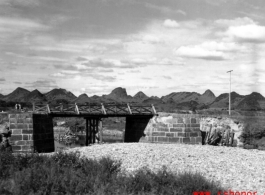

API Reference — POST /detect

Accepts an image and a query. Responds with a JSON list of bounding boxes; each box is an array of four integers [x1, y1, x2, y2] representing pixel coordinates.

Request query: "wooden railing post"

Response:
[[32, 103, 35, 113]]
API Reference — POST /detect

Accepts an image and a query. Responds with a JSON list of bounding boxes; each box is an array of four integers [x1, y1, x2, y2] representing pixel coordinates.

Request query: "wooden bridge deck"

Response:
[[32, 103, 157, 117]]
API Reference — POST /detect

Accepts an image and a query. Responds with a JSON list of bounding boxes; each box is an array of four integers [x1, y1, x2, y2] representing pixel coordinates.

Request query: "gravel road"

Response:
[[69, 143, 265, 194]]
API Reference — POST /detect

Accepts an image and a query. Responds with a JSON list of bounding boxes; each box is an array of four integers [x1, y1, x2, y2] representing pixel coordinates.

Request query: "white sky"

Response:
[[0, 0, 265, 97]]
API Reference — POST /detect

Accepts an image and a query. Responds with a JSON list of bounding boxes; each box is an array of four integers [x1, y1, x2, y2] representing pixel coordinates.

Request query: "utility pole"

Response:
[[227, 70, 233, 115]]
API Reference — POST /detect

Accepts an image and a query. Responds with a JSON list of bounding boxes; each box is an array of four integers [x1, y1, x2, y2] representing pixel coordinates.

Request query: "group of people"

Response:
[[15, 104, 22, 111], [200, 118, 234, 146]]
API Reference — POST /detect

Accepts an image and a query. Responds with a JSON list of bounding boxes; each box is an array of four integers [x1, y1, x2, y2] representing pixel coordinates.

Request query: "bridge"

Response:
[[11, 103, 157, 152], [32, 103, 157, 117]]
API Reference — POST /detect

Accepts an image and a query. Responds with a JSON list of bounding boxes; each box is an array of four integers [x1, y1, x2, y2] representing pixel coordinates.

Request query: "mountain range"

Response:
[[0, 87, 265, 111]]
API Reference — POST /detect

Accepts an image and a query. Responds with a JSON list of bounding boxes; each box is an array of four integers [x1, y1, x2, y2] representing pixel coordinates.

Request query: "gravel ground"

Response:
[[68, 143, 265, 194]]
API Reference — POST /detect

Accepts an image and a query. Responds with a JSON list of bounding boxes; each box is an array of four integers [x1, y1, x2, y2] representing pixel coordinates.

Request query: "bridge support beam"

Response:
[[84, 117, 102, 146]]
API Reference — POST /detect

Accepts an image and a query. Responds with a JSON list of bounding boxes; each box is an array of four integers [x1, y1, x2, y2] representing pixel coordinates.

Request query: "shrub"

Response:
[[0, 152, 227, 194]]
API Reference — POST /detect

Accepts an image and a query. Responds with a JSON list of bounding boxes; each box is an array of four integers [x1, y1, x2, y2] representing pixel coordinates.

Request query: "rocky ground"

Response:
[[69, 143, 265, 194]]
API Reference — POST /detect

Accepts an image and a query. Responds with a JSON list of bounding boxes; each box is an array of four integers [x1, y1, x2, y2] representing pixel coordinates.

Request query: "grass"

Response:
[[0, 151, 227, 195]]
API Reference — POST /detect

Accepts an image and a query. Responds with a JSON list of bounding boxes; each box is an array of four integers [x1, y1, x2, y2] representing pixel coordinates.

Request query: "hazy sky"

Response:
[[0, 0, 265, 97]]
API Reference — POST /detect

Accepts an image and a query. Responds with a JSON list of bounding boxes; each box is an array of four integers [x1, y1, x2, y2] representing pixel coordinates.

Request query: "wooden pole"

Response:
[[96, 119, 99, 143], [93, 119, 96, 144], [99, 119, 103, 143], [89, 119, 92, 144], [85, 118, 88, 146]]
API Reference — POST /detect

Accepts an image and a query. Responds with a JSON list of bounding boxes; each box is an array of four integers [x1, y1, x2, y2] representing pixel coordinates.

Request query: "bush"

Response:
[[0, 151, 227, 195]]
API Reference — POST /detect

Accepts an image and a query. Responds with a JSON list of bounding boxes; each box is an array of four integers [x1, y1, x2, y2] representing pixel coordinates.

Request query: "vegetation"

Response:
[[0, 151, 227, 195], [238, 116, 265, 149]]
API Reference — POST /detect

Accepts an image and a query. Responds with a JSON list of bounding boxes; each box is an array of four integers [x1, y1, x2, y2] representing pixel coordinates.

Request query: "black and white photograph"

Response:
[[0, 0, 265, 194]]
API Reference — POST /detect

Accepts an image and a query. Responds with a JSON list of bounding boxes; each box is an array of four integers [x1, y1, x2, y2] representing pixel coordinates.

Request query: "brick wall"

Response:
[[9, 113, 34, 152], [33, 114, 55, 153], [140, 113, 202, 145], [9, 113, 55, 153]]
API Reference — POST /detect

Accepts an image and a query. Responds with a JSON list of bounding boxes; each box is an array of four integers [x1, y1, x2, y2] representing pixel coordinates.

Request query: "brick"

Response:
[[170, 128, 183, 132], [17, 118, 25, 123], [26, 118, 33, 123], [10, 135, 22, 141], [177, 132, 185, 137], [177, 118, 183, 123], [12, 146, 22, 151], [22, 129, 33, 134], [157, 122, 167, 128], [17, 123, 27, 129], [190, 132, 198, 137], [157, 127, 169, 132], [157, 137, 168, 142], [26, 140, 34, 146], [9, 118, 17, 123], [10, 124, 17, 129], [183, 138, 190, 143], [168, 137, 180, 142], [191, 124, 200, 127], [191, 118, 196, 123], [184, 128, 191, 132], [192, 128, 201, 132], [173, 124, 185, 127], [196, 137, 202, 143], [152, 132, 165, 136], [22, 146, 32, 150], [9, 114, 17, 118], [166, 133, 174, 137], [183, 118, 190, 124], [15, 141, 26, 145], [23, 135, 29, 140], [190, 137, 196, 143], [12, 129, 22, 134]]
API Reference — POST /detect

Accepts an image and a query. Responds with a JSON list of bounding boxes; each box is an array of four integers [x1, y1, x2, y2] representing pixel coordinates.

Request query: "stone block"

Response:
[[190, 137, 196, 143], [183, 137, 190, 143], [191, 124, 200, 127], [12, 129, 22, 134], [166, 133, 174, 137], [183, 118, 190, 124], [10, 135, 22, 141], [190, 132, 198, 137], [10, 124, 17, 129], [9, 118, 17, 123], [17, 118, 25, 123], [168, 137, 180, 142], [26, 118, 33, 123], [184, 128, 191, 132], [192, 128, 201, 132], [9, 114, 17, 118], [28, 123, 33, 129], [157, 127, 169, 132], [22, 129, 33, 134], [152, 132, 165, 136], [15, 141, 26, 145], [12, 146, 22, 151], [196, 137, 202, 143], [177, 132, 185, 137], [158, 137, 168, 142], [170, 128, 183, 132], [22, 146, 32, 150], [23, 135, 29, 140], [191, 118, 196, 123], [17, 123, 27, 129], [173, 124, 185, 127], [177, 118, 183, 123]]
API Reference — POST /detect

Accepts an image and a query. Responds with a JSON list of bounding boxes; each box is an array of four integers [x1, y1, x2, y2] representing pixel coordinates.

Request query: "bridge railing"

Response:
[[32, 103, 157, 115]]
